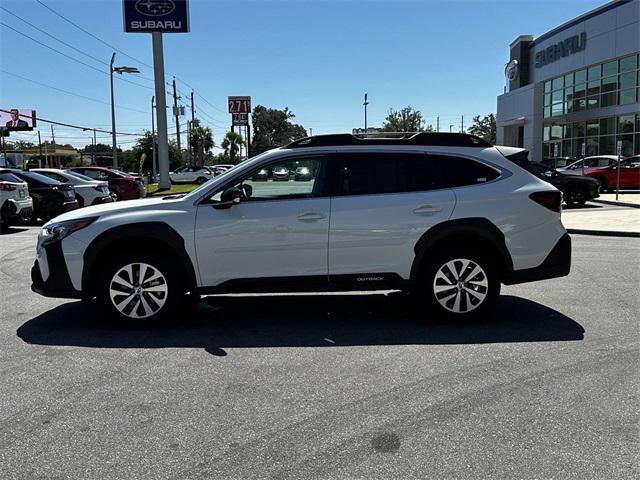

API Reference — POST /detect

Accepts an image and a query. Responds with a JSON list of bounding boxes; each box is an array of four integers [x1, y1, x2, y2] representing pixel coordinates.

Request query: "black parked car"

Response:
[[1, 169, 79, 222], [525, 163, 600, 207]]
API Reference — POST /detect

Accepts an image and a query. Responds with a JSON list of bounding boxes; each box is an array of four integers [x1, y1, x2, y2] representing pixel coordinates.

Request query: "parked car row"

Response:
[[1, 166, 147, 228], [169, 164, 235, 184], [252, 166, 314, 182], [559, 155, 640, 192]]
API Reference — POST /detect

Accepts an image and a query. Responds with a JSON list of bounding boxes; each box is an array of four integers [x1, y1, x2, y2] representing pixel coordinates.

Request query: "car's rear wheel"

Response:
[[417, 248, 500, 322], [565, 186, 587, 208], [98, 253, 183, 326]]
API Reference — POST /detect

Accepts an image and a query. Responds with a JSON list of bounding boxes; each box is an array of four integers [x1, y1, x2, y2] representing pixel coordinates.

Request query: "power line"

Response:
[[34, 0, 154, 70], [0, 70, 150, 115], [0, 22, 153, 91]]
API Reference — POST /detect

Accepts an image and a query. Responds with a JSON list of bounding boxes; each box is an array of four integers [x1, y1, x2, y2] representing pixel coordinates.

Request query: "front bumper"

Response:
[[31, 241, 84, 299], [503, 233, 571, 285]]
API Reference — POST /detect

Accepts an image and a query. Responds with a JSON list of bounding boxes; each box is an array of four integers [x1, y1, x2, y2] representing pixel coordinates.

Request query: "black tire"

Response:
[[564, 186, 587, 208], [595, 177, 608, 193], [415, 247, 500, 322], [97, 252, 184, 327], [196, 177, 207, 185]]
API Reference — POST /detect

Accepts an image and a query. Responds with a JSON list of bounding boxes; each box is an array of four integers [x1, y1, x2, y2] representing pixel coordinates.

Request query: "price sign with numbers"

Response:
[[228, 96, 251, 114]]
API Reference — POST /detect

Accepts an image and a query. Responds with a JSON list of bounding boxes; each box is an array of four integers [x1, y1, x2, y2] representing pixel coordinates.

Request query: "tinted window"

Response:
[[435, 155, 500, 188], [13, 170, 61, 186], [65, 171, 94, 182], [81, 169, 110, 181], [0, 172, 22, 182], [337, 153, 499, 196]]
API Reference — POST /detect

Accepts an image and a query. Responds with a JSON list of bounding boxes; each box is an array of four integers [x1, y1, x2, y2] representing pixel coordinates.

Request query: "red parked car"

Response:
[[68, 167, 145, 200], [584, 155, 640, 191]]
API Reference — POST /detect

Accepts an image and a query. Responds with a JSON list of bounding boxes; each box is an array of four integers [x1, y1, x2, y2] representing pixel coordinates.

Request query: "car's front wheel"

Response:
[[417, 249, 500, 322], [99, 254, 183, 326]]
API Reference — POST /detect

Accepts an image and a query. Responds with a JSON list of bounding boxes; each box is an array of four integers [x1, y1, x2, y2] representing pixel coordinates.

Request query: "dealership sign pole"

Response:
[[616, 140, 622, 201], [123, 0, 190, 189]]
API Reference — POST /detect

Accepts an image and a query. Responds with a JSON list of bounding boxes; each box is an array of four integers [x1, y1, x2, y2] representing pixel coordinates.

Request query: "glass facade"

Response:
[[543, 53, 639, 118], [543, 113, 640, 159], [541, 53, 640, 160]]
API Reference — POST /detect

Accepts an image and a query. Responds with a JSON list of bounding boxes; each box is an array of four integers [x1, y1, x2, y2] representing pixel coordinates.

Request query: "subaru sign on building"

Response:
[[496, 0, 639, 162], [123, 0, 190, 33]]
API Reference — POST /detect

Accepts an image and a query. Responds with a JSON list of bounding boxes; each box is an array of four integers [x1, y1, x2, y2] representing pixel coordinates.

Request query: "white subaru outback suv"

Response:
[[31, 133, 570, 324]]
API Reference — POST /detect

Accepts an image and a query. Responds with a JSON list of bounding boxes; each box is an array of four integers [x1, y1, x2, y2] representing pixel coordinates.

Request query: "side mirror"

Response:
[[213, 187, 243, 210]]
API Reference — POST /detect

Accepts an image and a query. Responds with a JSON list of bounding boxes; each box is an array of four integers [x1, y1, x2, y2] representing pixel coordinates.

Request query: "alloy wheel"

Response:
[[433, 258, 489, 313], [109, 262, 168, 319]]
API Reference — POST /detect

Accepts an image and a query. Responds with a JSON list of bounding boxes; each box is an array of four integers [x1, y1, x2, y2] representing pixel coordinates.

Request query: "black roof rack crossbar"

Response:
[[286, 132, 492, 149]]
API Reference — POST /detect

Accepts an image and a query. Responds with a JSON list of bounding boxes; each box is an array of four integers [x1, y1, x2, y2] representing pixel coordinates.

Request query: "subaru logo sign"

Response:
[[123, 0, 189, 33], [135, 0, 175, 17]]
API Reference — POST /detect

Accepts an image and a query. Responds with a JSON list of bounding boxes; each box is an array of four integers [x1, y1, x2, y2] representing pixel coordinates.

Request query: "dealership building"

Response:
[[496, 0, 639, 162]]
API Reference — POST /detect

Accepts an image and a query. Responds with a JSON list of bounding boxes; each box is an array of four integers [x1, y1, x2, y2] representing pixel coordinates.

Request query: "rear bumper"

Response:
[[91, 195, 114, 205], [31, 241, 84, 299], [503, 233, 571, 285]]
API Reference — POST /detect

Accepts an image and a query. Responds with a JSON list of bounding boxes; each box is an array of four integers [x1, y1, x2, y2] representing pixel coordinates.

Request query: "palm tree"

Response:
[[221, 131, 244, 162], [189, 126, 213, 166]]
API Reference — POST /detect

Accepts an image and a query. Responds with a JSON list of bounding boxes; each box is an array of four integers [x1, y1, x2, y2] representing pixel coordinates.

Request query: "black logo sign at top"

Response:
[[123, 0, 189, 33]]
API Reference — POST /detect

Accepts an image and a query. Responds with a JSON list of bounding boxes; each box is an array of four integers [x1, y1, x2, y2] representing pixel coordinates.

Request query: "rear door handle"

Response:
[[297, 212, 326, 222], [413, 205, 442, 215]]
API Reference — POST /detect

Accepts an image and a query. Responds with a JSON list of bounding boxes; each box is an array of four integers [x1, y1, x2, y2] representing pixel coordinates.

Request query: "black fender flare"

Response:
[[82, 222, 198, 291], [409, 218, 514, 280]]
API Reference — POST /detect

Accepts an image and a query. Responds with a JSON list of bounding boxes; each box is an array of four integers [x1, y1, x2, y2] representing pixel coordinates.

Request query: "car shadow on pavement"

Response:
[[17, 294, 584, 355], [0, 226, 29, 235]]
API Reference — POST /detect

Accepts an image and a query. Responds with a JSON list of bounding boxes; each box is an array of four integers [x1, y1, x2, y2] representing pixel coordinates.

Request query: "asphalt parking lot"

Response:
[[0, 226, 638, 479]]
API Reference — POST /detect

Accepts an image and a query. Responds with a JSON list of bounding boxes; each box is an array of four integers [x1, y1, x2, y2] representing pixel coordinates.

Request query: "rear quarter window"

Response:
[[431, 155, 500, 188]]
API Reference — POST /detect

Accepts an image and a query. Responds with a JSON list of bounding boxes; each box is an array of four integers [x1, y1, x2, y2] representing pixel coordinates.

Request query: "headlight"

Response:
[[41, 217, 97, 245]]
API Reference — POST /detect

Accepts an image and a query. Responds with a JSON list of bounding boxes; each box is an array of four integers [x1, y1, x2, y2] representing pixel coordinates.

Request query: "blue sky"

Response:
[[1, 0, 604, 149]]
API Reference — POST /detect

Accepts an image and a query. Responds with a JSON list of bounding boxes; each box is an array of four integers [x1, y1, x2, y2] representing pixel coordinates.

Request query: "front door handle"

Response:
[[297, 212, 326, 222], [413, 205, 442, 215]]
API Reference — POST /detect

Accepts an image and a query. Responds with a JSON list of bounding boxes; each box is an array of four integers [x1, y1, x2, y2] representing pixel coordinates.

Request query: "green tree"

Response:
[[189, 125, 214, 166], [381, 106, 428, 132], [250, 105, 307, 155], [129, 131, 183, 174], [221, 131, 244, 162], [467, 114, 496, 144], [12, 140, 35, 150]]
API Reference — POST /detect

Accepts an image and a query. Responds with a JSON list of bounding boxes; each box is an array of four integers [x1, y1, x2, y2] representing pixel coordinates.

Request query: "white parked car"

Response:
[[169, 166, 215, 184], [31, 133, 570, 325], [32, 169, 113, 208], [557, 155, 619, 175], [0, 171, 33, 228]]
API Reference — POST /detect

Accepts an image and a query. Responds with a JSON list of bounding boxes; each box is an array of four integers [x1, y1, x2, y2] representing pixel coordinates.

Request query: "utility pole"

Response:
[[436, 116, 440, 132], [363, 93, 369, 130], [110, 52, 117, 168], [309, 127, 313, 136], [50, 125, 56, 167], [38, 130, 43, 167], [153, 33, 170, 189], [449, 125, 454, 132], [172, 77, 181, 155], [151, 96, 156, 180], [92, 128, 97, 164], [461, 115, 464, 133], [189, 90, 195, 163]]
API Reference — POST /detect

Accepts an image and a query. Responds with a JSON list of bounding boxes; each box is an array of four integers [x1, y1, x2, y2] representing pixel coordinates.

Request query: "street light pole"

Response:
[[151, 96, 156, 181], [152, 32, 171, 189], [110, 52, 117, 168], [110, 53, 140, 169], [363, 93, 369, 131]]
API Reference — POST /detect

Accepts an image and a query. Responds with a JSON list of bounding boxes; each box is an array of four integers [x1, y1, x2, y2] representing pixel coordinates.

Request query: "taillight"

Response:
[[0, 183, 16, 191], [529, 191, 562, 213]]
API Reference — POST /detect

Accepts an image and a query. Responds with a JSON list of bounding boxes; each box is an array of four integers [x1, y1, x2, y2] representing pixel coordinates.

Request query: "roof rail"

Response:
[[286, 132, 492, 149]]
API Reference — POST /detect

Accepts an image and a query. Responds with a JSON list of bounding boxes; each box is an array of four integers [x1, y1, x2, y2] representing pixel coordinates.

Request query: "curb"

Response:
[[567, 228, 640, 238], [591, 199, 640, 209]]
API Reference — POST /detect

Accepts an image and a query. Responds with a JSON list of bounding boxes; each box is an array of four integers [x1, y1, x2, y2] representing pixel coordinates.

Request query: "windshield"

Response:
[[65, 170, 95, 182]]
